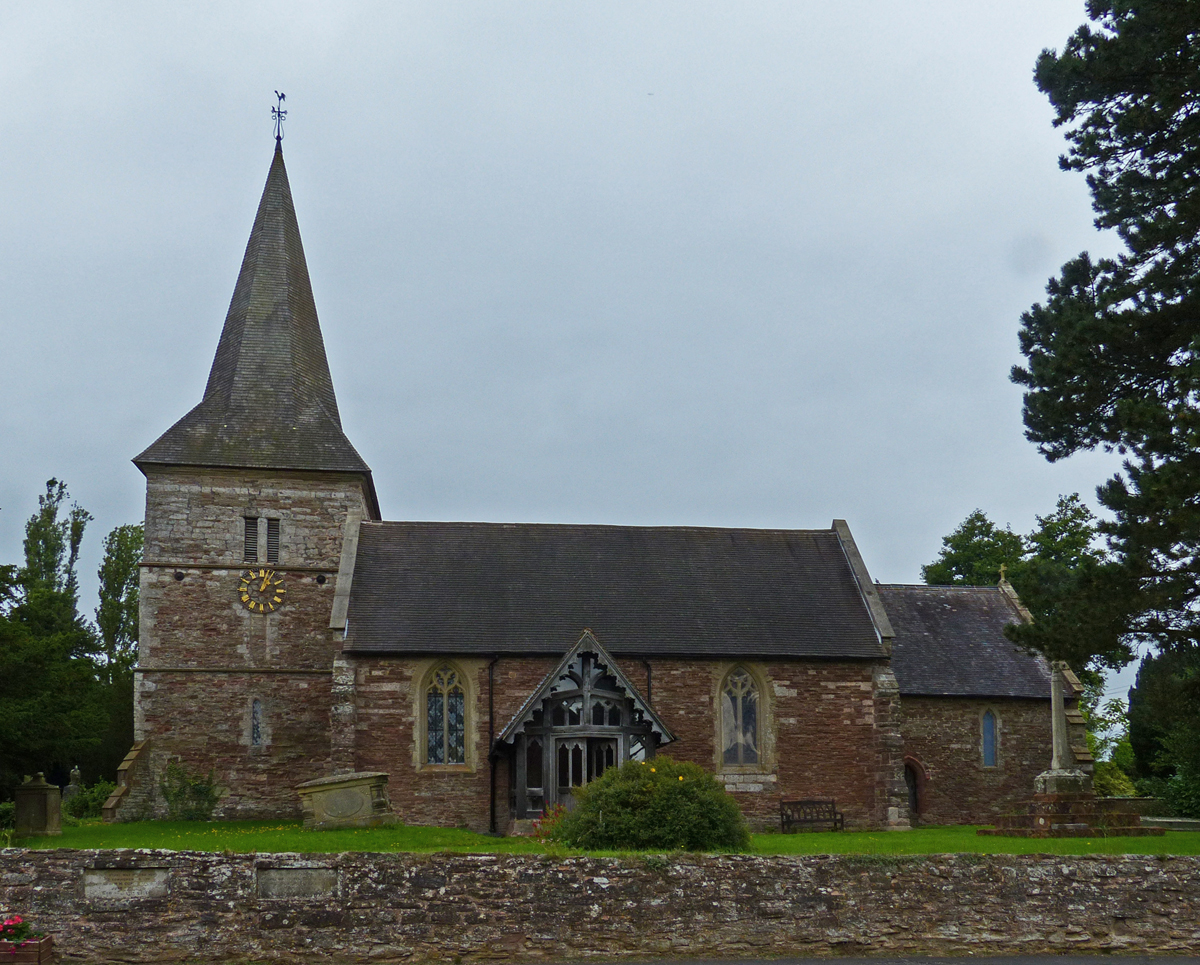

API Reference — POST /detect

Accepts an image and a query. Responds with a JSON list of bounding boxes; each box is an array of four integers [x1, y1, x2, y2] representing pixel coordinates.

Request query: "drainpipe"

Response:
[[488, 655, 499, 834]]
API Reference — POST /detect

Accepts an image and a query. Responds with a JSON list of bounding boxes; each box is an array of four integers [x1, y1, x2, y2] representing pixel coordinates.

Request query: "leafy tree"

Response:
[[921, 511, 1026, 587], [95, 523, 143, 679], [0, 482, 120, 791], [7, 479, 94, 641], [923, 495, 1128, 669], [1012, 2, 1200, 657]]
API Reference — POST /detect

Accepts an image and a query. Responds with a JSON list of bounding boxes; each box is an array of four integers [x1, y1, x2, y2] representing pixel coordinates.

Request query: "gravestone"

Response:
[[62, 765, 83, 806], [15, 773, 62, 836], [295, 772, 395, 828]]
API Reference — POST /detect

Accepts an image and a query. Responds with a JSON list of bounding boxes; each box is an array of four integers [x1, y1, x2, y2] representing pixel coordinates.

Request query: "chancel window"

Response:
[[982, 710, 997, 767], [426, 665, 466, 765], [721, 668, 760, 766]]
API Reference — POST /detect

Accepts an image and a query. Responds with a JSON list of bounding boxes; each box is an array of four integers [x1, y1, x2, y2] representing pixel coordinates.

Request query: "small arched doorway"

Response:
[[903, 755, 928, 823], [904, 763, 919, 816]]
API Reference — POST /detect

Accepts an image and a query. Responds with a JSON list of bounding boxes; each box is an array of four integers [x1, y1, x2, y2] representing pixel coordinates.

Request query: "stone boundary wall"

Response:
[[2, 849, 1199, 963]]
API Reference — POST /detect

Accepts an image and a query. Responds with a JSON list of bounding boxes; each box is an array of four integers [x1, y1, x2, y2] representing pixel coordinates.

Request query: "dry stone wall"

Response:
[[3, 849, 1199, 963]]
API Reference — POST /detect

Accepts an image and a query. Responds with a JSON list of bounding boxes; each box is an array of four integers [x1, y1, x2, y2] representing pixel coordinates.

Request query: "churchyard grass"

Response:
[[11, 821, 1200, 856]]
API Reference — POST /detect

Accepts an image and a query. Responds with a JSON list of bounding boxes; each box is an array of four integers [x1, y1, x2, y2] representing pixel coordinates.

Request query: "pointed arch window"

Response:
[[721, 668, 760, 766], [982, 710, 997, 767], [426, 665, 466, 765]]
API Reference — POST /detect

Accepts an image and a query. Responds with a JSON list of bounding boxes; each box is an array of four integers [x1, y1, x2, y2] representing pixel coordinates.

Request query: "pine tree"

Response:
[[1012, 2, 1200, 655]]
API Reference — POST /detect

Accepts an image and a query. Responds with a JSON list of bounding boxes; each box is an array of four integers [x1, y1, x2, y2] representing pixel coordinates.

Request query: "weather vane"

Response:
[[272, 91, 287, 143]]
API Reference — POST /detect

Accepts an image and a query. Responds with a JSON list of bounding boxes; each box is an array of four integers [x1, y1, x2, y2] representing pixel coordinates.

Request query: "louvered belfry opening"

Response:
[[266, 518, 280, 564], [243, 517, 259, 562]]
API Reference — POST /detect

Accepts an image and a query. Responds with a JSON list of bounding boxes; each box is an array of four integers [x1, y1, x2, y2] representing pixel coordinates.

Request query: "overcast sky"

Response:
[[0, 3, 1137, 689]]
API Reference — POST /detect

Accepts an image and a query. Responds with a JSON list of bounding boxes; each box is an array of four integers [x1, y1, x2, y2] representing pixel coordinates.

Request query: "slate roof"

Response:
[[135, 145, 374, 486], [878, 584, 1050, 699], [343, 521, 887, 658]]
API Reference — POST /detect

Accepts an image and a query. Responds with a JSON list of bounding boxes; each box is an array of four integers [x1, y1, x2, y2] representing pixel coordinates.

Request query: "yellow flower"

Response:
[[678, 776, 684, 781], [650, 768, 656, 772]]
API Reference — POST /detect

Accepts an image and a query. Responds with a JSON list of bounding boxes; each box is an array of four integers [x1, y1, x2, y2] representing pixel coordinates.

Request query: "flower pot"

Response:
[[0, 935, 54, 963]]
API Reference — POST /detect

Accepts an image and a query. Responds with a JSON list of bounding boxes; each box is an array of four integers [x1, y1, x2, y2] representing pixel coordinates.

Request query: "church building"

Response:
[[107, 144, 1083, 832]]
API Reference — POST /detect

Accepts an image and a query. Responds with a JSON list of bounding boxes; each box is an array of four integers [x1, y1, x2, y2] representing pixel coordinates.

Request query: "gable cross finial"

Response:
[[999, 562, 1008, 583], [272, 91, 287, 144]]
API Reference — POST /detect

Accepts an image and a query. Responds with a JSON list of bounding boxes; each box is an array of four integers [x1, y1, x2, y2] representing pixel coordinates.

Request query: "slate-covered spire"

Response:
[[135, 144, 372, 480]]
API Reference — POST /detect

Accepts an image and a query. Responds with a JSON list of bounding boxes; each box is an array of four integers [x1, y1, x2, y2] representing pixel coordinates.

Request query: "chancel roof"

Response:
[[341, 520, 888, 658], [879, 584, 1050, 699], [135, 145, 373, 484]]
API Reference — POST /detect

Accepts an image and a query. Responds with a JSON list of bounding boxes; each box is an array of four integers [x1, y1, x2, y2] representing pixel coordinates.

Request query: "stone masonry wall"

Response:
[[349, 655, 894, 832], [132, 467, 372, 820], [900, 695, 1050, 825], [3, 848, 1199, 963]]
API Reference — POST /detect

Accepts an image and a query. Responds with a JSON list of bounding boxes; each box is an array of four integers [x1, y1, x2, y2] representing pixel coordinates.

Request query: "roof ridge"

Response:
[[361, 520, 837, 535]]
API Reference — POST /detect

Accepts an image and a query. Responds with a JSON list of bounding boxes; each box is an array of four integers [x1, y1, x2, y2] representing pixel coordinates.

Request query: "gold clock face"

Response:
[[239, 568, 286, 612]]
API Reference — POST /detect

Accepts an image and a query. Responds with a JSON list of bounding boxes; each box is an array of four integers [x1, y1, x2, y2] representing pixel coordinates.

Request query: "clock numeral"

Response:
[[241, 595, 250, 603], [273, 596, 282, 604]]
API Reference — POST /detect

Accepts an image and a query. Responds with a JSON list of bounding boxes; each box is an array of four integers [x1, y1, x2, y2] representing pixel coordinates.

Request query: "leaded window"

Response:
[[982, 710, 997, 767], [426, 666, 466, 764], [721, 668, 759, 766], [251, 698, 263, 746]]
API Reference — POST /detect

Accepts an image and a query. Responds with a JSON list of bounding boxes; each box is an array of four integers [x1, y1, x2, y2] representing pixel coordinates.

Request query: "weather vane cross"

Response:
[[272, 91, 287, 143]]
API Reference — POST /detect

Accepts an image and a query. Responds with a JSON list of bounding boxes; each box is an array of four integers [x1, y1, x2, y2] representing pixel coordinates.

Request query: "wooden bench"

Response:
[[780, 799, 845, 832]]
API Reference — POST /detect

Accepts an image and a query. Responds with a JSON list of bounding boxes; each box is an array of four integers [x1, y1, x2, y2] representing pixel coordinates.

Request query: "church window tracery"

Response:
[[425, 665, 466, 765], [721, 667, 760, 766]]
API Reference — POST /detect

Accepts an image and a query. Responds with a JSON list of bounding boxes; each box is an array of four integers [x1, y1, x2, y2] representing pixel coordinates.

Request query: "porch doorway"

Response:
[[507, 647, 659, 818]]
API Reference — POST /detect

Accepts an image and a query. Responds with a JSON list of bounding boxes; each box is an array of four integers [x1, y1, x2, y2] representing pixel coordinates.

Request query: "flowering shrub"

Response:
[[531, 803, 567, 843], [551, 757, 750, 851], [0, 914, 42, 945]]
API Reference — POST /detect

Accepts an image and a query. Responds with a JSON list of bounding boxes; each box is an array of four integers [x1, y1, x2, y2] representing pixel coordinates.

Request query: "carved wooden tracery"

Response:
[[511, 650, 656, 817]]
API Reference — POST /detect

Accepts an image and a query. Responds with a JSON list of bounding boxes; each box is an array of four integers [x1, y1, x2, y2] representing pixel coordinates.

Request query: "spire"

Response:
[[135, 145, 374, 484]]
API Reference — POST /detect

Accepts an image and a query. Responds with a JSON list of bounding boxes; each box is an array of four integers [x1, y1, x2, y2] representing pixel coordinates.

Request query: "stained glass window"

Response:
[[426, 666, 466, 764], [251, 698, 263, 746], [982, 710, 997, 767], [722, 668, 759, 766]]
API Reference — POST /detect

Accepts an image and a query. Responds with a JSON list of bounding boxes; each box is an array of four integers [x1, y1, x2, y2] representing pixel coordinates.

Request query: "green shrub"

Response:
[[1163, 770, 1200, 818], [0, 801, 13, 830], [64, 781, 116, 819], [1093, 760, 1137, 797], [552, 757, 750, 851], [159, 761, 222, 821]]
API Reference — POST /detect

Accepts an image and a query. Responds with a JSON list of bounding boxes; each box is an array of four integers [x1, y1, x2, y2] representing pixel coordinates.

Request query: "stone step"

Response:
[[1141, 816, 1200, 831]]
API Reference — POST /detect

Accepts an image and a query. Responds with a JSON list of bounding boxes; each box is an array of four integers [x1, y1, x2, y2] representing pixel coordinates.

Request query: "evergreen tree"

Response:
[[1012, 2, 1200, 656]]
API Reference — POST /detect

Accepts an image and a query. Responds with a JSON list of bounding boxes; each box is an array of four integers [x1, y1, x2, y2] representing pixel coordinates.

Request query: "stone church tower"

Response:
[[127, 143, 378, 818]]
